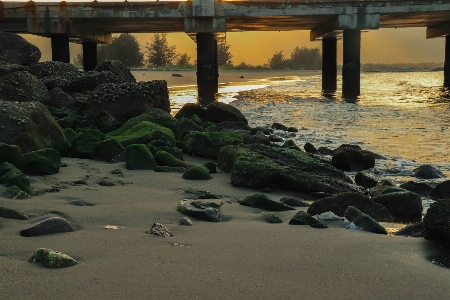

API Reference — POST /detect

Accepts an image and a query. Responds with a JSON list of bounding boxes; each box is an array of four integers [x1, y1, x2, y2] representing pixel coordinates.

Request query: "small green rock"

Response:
[[0, 142, 22, 165], [155, 151, 189, 169], [240, 194, 295, 211], [182, 166, 212, 180], [125, 144, 157, 170], [29, 248, 77, 268], [289, 211, 328, 228], [261, 213, 283, 223], [15, 148, 61, 175], [0, 162, 33, 195]]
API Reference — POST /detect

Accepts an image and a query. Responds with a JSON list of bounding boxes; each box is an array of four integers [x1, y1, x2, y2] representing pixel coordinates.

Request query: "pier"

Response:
[[1, 0, 450, 101]]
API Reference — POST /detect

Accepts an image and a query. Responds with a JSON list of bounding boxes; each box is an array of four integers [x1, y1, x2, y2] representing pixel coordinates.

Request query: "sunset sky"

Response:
[[23, 27, 445, 66]]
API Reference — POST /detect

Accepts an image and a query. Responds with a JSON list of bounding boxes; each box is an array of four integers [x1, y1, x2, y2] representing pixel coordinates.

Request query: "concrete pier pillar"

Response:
[[196, 32, 216, 105], [82, 42, 97, 71], [342, 29, 361, 98], [444, 35, 450, 87], [213, 39, 219, 93], [51, 34, 70, 63], [322, 36, 337, 93]]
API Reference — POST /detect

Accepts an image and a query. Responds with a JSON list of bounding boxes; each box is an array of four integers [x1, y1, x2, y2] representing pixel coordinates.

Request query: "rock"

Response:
[[156, 146, 183, 160], [251, 126, 273, 135], [155, 151, 189, 168], [179, 217, 194, 226], [414, 164, 445, 179], [177, 199, 222, 222], [175, 103, 207, 120], [47, 87, 74, 110], [29, 248, 77, 268], [399, 181, 433, 197], [3, 185, 31, 199], [125, 144, 157, 170], [394, 222, 424, 237], [304, 142, 320, 155], [0, 207, 29, 220], [172, 73, 183, 77], [0, 64, 28, 77], [289, 211, 328, 228], [332, 145, 375, 172], [147, 223, 173, 237], [94, 139, 125, 162], [154, 166, 186, 173], [240, 194, 295, 211], [203, 162, 217, 174], [95, 110, 120, 133], [15, 148, 61, 175], [268, 135, 283, 143], [182, 131, 244, 159], [318, 146, 334, 156], [98, 177, 117, 187], [175, 102, 247, 125], [93, 60, 136, 83], [423, 200, 450, 245], [87, 81, 169, 124], [430, 180, 450, 199], [372, 186, 422, 222], [307, 192, 393, 222], [271, 123, 288, 131], [182, 166, 212, 180], [0, 162, 32, 195], [27, 61, 81, 79], [261, 212, 283, 223], [71, 129, 106, 159], [344, 206, 387, 234], [21, 217, 73, 237], [287, 127, 298, 133], [281, 139, 302, 151], [0, 142, 22, 165], [108, 121, 176, 148], [0, 71, 49, 103], [279, 196, 310, 207], [215, 121, 250, 132], [190, 114, 203, 126], [218, 144, 361, 195], [355, 170, 382, 189], [185, 189, 222, 199], [0, 32, 41, 65], [0, 100, 69, 155]]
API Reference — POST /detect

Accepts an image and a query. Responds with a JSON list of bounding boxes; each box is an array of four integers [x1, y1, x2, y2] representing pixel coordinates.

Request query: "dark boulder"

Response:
[[15, 148, 61, 175], [47, 87, 74, 109], [175, 102, 247, 124], [0, 142, 22, 165], [240, 194, 295, 211], [304, 142, 320, 155], [430, 180, 450, 199], [307, 192, 393, 222], [71, 129, 106, 159], [0, 100, 69, 155], [218, 144, 362, 195], [318, 146, 334, 156], [0, 64, 28, 77], [95, 110, 120, 133], [0, 32, 41, 65], [175, 103, 207, 120], [0, 207, 29, 220], [0, 162, 32, 195], [94, 139, 125, 162], [271, 122, 288, 131], [177, 199, 222, 222], [332, 145, 375, 172], [279, 196, 310, 207], [423, 200, 450, 245], [344, 206, 387, 234], [372, 185, 422, 222], [182, 131, 244, 159], [21, 217, 73, 237], [27, 61, 81, 79], [355, 170, 382, 189], [399, 181, 433, 197], [414, 164, 445, 179], [93, 60, 136, 83], [394, 222, 424, 237], [0, 71, 49, 103]]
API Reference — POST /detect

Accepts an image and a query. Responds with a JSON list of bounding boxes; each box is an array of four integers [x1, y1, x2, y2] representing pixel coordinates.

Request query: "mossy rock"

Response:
[[108, 108, 181, 139], [344, 206, 387, 234], [261, 213, 283, 223], [240, 194, 295, 211], [178, 117, 204, 135], [29, 248, 78, 268], [145, 143, 158, 156], [177, 199, 221, 222], [95, 139, 125, 162], [156, 145, 183, 160], [3, 185, 31, 199], [0, 207, 29, 220], [190, 114, 203, 125], [150, 140, 172, 147], [155, 151, 189, 169], [203, 162, 217, 173], [0, 162, 32, 195], [372, 188, 422, 222], [182, 166, 212, 180], [289, 211, 328, 228], [423, 200, 450, 245], [71, 129, 106, 159], [182, 131, 244, 159], [62, 128, 77, 145], [0, 142, 22, 165], [125, 144, 157, 170], [175, 103, 207, 120], [15, 148, 61, 175], [109, 121, 175, 148], [185, 189, 222, 199], [281, 139, 302, 151]]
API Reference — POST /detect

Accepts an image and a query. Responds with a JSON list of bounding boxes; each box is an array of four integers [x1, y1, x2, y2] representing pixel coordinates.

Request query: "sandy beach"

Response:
[[1, 153, 449, 299]]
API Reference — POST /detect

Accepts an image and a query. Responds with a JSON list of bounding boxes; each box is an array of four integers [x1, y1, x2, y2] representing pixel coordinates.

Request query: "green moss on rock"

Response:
[[95, 139, 125, 162], [71, 129, 106, 159], [109, 121, 175, 148], [155, 151, 189, 168], [125, 144, 157, 170], [3, 186, 31, 199], [62, 128, 77, 145], [15, 148, 61, 175], [261, 213, 283, 223], [29, 248, 77, 268], [156, 145, 183, 160], [182, 166, 212, 180], [0, 142, 22, 165], [182, 131, 244, 159], [289, 211, 328, 228], [154, 166, 187, 173], [423, 200, 450, 245], [240, 194, 295, 211], [0, 162, 32, 195]]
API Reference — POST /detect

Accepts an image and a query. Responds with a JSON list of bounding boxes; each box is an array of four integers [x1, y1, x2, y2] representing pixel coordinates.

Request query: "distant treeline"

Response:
[[361, 62, 443, 71]]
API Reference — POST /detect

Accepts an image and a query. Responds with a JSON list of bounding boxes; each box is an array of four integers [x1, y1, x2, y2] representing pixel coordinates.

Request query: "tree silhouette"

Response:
[[268, 51, 287, 69], [72, 53, 83, 66], [145, 33, 177, 66], [97, 34, 144, 67], [217, 42, 233, 66], [176, 52, 191, 65], [289, 46, 321, 69]]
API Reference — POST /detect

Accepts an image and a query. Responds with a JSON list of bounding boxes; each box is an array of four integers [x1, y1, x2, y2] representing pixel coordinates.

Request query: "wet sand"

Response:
[[0, 156, 449, 299]]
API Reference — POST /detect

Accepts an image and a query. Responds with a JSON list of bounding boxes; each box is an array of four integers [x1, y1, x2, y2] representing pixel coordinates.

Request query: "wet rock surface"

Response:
[[0, 32, 41, 65], [177, 199, 222, 222], [20, 217, 74, 237]]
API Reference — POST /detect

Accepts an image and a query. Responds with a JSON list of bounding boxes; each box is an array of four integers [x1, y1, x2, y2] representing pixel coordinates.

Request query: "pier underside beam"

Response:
[[342, 29, 361, 98], [322, 36, 337, 92], [310, 14, 379, 41], [196, 32, 216, 105], [51, 34, 70, 63], [82, 42, 97, 71], [427, 22, 450, 39]]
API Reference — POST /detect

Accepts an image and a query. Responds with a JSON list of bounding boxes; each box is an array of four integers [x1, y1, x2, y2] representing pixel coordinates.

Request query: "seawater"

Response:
[[137, 71, 450, 183]]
